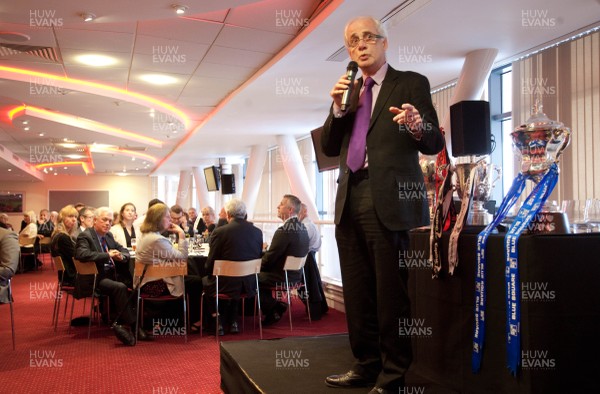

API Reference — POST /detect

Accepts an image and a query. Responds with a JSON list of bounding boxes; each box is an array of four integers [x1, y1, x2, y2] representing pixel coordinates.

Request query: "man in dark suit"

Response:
[[258, 194, 309, 326], [75, 206, 146, 345], [202, 198, 263, 334], [321, 16, 445, 393]]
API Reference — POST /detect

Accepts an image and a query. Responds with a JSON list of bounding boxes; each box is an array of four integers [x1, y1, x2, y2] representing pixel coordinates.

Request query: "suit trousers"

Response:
[[335, 175, 412, 389], [97, 278, 136, 326]]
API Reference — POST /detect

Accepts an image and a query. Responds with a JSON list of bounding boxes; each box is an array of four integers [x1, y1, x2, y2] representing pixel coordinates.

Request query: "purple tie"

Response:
[[346, 77, 375, 172]]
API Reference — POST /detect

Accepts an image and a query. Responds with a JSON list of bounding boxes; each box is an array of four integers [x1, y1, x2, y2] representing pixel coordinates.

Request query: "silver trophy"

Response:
[[511, 102, 571, 233], [469, 162, 501, 225], [510, 102, 570, 183]]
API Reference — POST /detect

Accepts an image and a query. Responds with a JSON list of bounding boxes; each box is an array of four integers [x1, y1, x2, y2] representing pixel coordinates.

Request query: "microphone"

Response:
[[341, 61, 358, 111]]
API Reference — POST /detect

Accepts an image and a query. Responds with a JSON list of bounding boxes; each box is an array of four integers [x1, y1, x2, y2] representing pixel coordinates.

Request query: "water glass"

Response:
[[585, 199, 600, 232]]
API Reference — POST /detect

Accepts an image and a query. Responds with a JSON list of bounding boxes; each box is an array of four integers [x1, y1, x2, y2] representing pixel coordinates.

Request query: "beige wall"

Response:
[[2, 175, 151, 230]]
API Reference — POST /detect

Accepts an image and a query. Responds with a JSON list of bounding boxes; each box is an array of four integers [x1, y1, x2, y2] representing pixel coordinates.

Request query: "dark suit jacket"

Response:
[[261, 217, 309, 283], [203, 218, 263, 298], [322, 65, 445, 231], [75, 228, 131, 285]]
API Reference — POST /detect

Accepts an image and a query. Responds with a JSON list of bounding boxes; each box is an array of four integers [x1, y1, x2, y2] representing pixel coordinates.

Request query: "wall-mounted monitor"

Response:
[[310, 126, 339, 172], [204, 166, 220, 191]]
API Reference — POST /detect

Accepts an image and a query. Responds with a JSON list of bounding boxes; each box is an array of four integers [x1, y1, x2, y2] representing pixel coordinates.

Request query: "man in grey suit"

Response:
[[0, 227, 19, 304], [203, 198, 263, 334], [321, 16, 445, 393], [258, 194, 309, 326]]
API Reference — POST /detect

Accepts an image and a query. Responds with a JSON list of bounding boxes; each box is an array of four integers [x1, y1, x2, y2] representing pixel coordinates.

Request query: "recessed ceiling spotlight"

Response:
[[75, 54, 117, 67], [22, 120, 29, 125], [38, 132, 44, 137], [81, 13, 96, 22], [139, 74, 178, 85], [172, 5, 188, 15]]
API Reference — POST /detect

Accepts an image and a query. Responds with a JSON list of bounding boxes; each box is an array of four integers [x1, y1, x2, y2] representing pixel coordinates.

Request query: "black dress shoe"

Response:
[[112, 324, 135, 346], [137, 327, 154, 341], [262, 311, 282, 326], [325, 371, 374, 388], [229, 321, 240, 334]]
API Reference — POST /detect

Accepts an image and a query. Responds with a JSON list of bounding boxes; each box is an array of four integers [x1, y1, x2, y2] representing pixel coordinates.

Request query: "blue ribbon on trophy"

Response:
[[471, 102, 571, 374]]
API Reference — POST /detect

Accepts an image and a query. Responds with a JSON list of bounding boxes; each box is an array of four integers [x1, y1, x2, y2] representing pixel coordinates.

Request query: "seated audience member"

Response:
[[19, 210, 38, 271], [75, 206, 95, 237], [162, 204, 193, 240], [216, 207, 228, 228], [187, 207, 198, 234], [135, 203, 202, 333], [0, 213, 14, 230], [50, 205, 80, 286], [258, 194, 309, 325], [111, 203, 137, 248], [199, 206, 217, 238], [75, 207, 144, 345], [202, 198, 263, 334], [298, 203, 328, 320], [49, 211, 59, 227], [36, 208, 54, 265], [0, 226, 19, 304]]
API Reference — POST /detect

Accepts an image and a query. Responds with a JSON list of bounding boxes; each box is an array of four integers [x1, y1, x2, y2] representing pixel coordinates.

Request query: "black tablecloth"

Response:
[[409, 230, 600, 393]]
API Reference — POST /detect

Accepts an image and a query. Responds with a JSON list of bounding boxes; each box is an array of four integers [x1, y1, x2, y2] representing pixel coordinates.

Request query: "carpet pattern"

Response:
[[0, 263, 348, 393]]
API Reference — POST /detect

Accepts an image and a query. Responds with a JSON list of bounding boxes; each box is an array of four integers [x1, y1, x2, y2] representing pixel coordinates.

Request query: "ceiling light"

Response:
[[24, 126, 30, 131], [81, 13, 96, 22], [139, 74, 178, 86], [75, 54, 117, 67], [172, 5, 188, 15]]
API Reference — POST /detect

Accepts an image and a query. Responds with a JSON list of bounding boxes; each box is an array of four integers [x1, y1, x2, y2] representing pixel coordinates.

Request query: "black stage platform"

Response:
[[220, 334, 458, 394]]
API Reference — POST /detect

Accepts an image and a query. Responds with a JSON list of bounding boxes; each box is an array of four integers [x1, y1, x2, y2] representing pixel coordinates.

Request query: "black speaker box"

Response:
[[221, 173, 236, 194], [450, 100, 491, 157]]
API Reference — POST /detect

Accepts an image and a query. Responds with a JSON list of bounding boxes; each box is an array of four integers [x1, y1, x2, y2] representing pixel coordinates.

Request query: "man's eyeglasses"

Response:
[[347, 33, 384, 48]]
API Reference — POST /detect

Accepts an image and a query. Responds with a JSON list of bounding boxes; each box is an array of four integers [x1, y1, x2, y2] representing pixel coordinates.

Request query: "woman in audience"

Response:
[[50, 205, 79, 286], [110, 202, 137, 248], [19, 210, 38, 271], [135, 203, 202, 332]]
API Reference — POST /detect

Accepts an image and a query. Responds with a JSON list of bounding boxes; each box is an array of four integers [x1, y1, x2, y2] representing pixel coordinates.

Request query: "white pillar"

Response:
[[232, 163, 243, 198], [443, 48, 499, 159], [276, 134, 319, 219], [176, 169, 191, 208], [242, 145, 267, 219], [192, 167, 210, 209]]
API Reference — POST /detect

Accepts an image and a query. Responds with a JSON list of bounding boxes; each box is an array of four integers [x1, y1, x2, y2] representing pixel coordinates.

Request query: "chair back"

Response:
[[73, 259, 98, 275], [53, 256, 65, 271], [134, 260, 187, 279], [283, 255, 307, 271], [213, 259, 262, 277], [19, 235, 36, 248]]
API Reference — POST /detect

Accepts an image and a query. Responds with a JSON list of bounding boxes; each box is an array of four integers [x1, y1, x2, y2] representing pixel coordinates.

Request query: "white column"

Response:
[[176, 169, 191, 208], [443, 48, 499, 159], [242, 145, 267, 219], [232, 163, 243, 197], [192, 167, 210, 209], [276, 134, 319, 219]]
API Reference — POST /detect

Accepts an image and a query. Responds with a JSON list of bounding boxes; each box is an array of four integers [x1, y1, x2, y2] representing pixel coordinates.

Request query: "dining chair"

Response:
[[18, 235, 37, 272], [133, 260, 189, 343], [69, 259, 103, 339], [200, 258, 263, 341], [51, 256, 75, 332], [280, 255, 311, 331]]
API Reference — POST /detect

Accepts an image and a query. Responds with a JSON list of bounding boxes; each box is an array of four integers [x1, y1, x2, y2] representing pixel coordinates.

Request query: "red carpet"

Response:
[[0, 263, 348, 393]]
